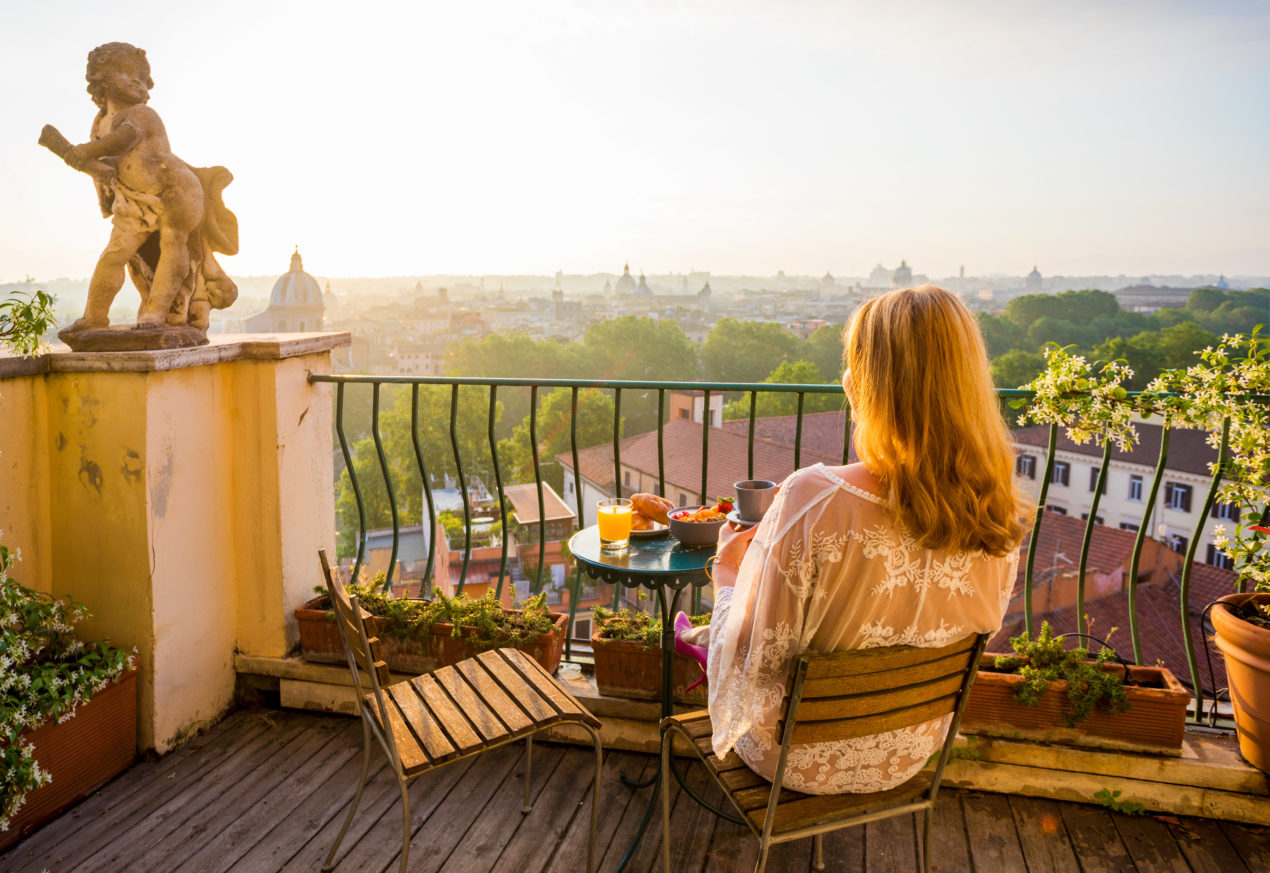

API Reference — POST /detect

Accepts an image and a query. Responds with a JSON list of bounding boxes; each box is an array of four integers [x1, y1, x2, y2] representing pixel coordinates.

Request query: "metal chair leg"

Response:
[[661, 726, 675, 873], [922, 808, 932, 873], [812, 833, 825, 871], [754, 839, 771, 873], [398, 775, 412, 873], [322, 716, 374, 873], [523, 736, 534, 814]]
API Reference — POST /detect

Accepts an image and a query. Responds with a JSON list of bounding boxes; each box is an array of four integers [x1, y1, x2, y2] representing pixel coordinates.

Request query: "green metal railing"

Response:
[[312, 373, 1252, 721]]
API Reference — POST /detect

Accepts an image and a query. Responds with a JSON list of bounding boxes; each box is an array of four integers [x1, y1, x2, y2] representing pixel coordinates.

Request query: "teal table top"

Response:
[[569, 525, 713, 589]]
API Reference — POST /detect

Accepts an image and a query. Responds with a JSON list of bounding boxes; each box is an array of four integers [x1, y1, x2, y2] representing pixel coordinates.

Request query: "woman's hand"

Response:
[[711, 522, 757, 589]]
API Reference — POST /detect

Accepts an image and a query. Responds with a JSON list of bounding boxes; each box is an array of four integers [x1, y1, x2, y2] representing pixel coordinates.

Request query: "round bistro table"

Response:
[[569, 524, 740, 871]]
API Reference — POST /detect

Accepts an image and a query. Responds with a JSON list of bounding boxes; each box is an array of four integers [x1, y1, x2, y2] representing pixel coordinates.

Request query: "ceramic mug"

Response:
[[734, 479, 777, 522]]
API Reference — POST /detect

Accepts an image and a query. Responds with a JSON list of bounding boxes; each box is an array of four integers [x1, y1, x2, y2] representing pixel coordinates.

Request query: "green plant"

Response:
[[1094, 788, 1145, 815], [1021, 330, 1268, 589], [0, 539, 135, 832], [0, 290, 56, 358], [592, 606, 710, 648], [345, 579, 556, 652], [992, 621, 1129, 727]]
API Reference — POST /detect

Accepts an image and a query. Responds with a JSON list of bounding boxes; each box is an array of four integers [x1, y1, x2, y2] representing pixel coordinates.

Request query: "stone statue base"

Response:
[[58, 323, 209, 353]]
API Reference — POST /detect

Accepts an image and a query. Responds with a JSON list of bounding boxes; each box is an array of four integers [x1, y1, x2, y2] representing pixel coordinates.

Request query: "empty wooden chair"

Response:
[[660, 633, 988, 873], [317, 550, 604, 873]]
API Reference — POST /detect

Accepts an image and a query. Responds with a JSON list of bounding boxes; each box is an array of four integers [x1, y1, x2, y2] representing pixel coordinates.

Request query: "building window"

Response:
[[1047, 505, 1067, 515], [1128, 475, 1143, 502], [1206, 544, 1235, 570], [573, 617, 592, 640], [1169, 534, 1188, 554], [1015, 454, 1037, 479], [1051, 461, 1070, 487], [1080, 513, 1105, 524], [1088, 467, 1106, 494], [1164, 482, 1193, 513], [1212, 501, 1239, 522], [1119, 522, 1140, 533], [624, 471, 632, 487], [679, 409, 689, 419], [679, 492, 690, 506]]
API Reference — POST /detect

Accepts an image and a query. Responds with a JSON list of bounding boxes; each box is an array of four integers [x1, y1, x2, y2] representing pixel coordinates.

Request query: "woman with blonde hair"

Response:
[[685, 284, 1028, 794]]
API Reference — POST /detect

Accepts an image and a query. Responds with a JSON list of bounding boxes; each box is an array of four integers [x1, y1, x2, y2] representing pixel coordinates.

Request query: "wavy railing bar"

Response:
[[1077, 441, 1114, 637], [371, 383, 399, 590], [1022, 423, 1059, 638], [335, 383, 368, 585], [487, 385, 509, 600], [449, 384, 472, 595], [1127, 426, 1171, 664], [1182, 418, 1230, 719], [411, 385, 438, 596]]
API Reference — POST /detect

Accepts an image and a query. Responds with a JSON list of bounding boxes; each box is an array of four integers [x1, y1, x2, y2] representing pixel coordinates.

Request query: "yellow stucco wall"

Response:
[[0, 334, 345, 751]]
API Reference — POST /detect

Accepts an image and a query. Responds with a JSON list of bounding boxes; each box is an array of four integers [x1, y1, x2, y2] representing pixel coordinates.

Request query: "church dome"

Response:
[[614, 263, 637, 294], [269, 249, 323, 306], [631, 273, 653, 295]]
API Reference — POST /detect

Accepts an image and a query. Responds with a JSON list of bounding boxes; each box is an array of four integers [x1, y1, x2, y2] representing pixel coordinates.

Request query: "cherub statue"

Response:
[[40, 42, 238, 342]]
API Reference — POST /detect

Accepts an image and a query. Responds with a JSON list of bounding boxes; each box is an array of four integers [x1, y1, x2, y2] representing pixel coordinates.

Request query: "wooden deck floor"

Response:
[[2, 707, 1268, 873]]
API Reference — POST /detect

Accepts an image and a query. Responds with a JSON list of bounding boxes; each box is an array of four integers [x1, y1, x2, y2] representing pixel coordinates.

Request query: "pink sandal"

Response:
[[674, 612, 708, 691]]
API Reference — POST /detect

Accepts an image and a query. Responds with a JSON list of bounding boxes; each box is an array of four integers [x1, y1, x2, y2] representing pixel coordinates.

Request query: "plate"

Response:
[[630, 523, 670, 538], [726, 509, 759, 528]]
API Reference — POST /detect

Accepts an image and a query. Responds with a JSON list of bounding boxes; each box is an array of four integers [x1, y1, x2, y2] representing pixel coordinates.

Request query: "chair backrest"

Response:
[[318, 549, 391, 702], [779, 633, 989, 748]]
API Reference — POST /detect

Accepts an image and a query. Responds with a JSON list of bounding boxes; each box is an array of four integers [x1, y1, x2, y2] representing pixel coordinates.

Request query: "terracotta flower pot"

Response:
[[295, 596, 567, 675], [1211, 591, 1270, 774], [591, 634, 707, 705], [961, 655, 1190, 754], [1, 669, 137, 851]]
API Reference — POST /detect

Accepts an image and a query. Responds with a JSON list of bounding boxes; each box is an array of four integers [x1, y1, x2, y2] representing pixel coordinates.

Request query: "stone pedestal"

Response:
[[0, 333, 349, 751]]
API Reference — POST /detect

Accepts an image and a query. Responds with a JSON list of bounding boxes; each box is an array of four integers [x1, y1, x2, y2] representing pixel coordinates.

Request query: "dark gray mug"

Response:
[[735, 479, 777, 522]]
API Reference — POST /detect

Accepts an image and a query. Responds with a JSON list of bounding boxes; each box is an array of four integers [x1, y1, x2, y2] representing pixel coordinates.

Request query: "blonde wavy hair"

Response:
[[845, 285, 1029, 555]]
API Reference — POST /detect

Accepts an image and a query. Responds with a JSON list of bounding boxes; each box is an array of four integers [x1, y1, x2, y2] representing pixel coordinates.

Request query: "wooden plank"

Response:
[[597, 755, 677, 873], [865, 812, 917, 873], [164, 718, 363, 873], [802, 636, 978, 680], [1220, 819, 1270, 872], [492, 648, 593, 722], [0, 709, 266, 873], [1056, 802, 1138, 873], [431, 665, 514, 744], [663, 762, 726, 873], [802, 649, 973, 698], [399, 673, 483, 754], [789, 695, 957, 744], [922, 790, 972, 873], [452, 657, 533, 733], [796, 673, 965, 721], [1111, 813, 1191, 873], [112, 714, 349, 873], [743, 776, 931, 834], [415, 743, 567, 873], [693, 736, 748, 772], [960, 791, 1027, 872], [1007, 795, 1080, 873], [1171, 816, 1253, 873], [379, 684, 437, 768], [475, 651, 559, 723], [538, 751, 654, 873]]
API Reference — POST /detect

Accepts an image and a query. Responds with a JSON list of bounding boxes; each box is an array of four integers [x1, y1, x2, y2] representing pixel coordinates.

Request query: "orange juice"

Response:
[[597, 499, 633, 549]]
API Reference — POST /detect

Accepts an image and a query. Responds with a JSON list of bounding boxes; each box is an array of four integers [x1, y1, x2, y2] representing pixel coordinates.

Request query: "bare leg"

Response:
[[74, 228, 149, 329]]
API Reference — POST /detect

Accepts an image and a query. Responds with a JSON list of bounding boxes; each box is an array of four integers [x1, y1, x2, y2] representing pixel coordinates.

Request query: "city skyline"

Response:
[[2, 1, 1268, 281]]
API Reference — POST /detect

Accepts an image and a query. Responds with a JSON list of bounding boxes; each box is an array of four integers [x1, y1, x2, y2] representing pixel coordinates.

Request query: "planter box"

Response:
[[961, 654, 1190, 754], [591, 634, 707, 705], [295, 597, 567, 675], [1, 670, 137, 851]]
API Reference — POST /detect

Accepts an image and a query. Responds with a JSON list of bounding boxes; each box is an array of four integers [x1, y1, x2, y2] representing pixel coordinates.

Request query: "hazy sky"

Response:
[[2, 0, 1267, 281]]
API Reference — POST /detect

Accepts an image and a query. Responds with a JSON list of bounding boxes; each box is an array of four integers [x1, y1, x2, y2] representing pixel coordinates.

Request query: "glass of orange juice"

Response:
[[597, 497, 633, 551]]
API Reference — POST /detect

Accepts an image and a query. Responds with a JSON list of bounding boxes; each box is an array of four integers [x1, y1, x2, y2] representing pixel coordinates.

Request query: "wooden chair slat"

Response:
[[371, 657, 391, 688], [452, 658, 534, 734], [717, 765, 771, 794], [386, 680, 460, 762], [788, 693, 959, 745], [671, 712, 713, 739], [432, 665, 515, 743], [747, 773, 933, 834], [802, 636, 979, 680], [692, 736, 749, 772], [494, 649, 599, 726], [731, 783, 807, 813], [801, 649, 973, 699], [377, 688, 432, 771], [796, 672, 967, 721], [474, 650, 559, 723], [402, 674, 483, 755]]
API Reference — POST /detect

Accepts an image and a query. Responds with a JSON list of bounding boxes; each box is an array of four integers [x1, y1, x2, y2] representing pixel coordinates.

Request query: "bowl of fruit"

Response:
[[667, 498, 734, 548]]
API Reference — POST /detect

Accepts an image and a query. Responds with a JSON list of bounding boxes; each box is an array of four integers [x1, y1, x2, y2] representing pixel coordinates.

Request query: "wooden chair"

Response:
[[317, 550, 604, 873], [660, 633, 989, 873]]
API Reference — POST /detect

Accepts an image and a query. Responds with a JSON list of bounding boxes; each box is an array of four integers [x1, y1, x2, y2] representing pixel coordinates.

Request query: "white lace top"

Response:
[[706, 463, 1017, 795]]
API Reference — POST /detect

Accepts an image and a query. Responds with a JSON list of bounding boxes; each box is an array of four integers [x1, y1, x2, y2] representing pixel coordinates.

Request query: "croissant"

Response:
[[630, 492, 674, 525], [630, 511, 653, 531]]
